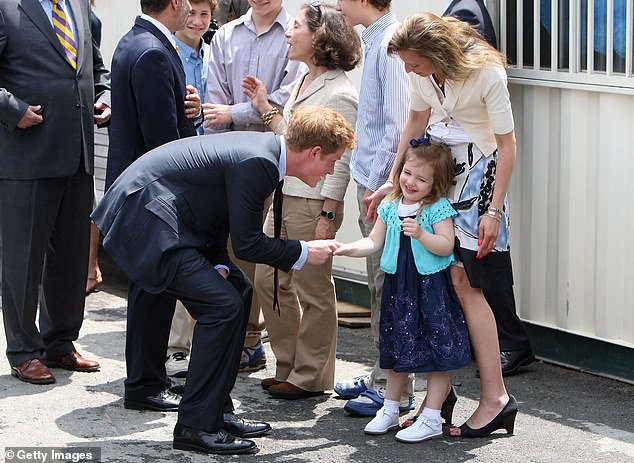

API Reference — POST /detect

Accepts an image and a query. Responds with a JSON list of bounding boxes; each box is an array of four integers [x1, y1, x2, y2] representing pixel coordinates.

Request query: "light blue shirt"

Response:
[[350, 12, 409, 192], [39, 0, 77, 44], [175, 36, 209, 134]]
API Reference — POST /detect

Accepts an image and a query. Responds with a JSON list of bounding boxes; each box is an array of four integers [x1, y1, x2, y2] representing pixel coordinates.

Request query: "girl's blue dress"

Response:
[[379, 218, 472, 373]]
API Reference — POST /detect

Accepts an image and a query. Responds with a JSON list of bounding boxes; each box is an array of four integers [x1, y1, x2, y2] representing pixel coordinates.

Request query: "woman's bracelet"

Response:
[[261, 107, 280, 125], [485, 210, 501, 222], [487, 206, 502, 215]]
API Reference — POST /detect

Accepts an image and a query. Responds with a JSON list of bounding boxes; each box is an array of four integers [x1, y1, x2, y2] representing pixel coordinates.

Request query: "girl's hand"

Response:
[[476, 214, 500, 259], [402, 217, 423, 241], [333, 244, 352, 256], [242, 75, 270, 113]]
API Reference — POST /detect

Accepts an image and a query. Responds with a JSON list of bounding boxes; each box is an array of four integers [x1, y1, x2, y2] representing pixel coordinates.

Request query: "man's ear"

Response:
[[309, 146, 322, 159]]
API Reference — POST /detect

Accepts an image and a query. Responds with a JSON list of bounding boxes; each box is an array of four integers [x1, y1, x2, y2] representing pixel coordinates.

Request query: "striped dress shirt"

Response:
[[350, 11, 409, 192]]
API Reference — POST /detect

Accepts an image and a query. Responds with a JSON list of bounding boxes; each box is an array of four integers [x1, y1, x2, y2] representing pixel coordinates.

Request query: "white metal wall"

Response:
[[508, 82, 634, 348]]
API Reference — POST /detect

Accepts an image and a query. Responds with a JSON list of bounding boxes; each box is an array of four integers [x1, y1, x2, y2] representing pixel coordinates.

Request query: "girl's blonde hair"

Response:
[[388, 140, 454, 211], [387, 12, 506, 83]]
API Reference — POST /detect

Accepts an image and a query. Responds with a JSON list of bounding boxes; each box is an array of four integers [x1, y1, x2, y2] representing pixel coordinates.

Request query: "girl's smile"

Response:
[[399, 159, 434, 205]]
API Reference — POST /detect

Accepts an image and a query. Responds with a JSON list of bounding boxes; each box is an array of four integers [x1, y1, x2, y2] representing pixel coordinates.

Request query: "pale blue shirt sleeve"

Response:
[[292, 244, 309, 270]]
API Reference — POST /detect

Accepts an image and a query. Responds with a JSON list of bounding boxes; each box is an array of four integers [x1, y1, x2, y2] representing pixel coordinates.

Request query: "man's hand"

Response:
[[215, 267, 229, 279], [184, 85, 201, 119], [306, 239, 340, 265], [94, 101, 111, 125], [314, 217, 336, 240], [365, 181, 392, 223], [17, 105, 43, 129], [203, 103, 233, 127]]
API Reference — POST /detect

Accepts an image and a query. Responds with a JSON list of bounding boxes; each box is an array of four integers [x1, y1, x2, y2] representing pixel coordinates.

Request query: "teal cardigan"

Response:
[[378, 197, 457, 275]]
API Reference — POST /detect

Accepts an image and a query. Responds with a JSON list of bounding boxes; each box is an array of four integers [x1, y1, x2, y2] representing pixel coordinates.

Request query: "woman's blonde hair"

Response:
[[285, 106, 356, 155], [388, 12, 506, 82], [389, 140, 454, 209]]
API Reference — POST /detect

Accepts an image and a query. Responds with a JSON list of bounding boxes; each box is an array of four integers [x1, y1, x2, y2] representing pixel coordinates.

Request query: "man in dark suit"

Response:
[[0, 0, 110, 384], [93, 106, 355, 455], [443, 0, 497, 48], [105, 0, 202, 412], [443, 0, 535, 375]]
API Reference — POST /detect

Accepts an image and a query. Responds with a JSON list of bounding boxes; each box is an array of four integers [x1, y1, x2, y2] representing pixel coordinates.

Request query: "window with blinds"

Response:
[[501, 0, 633, 91]]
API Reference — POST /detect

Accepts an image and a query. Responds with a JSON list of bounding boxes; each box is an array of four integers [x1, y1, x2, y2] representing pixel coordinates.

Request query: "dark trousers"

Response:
[[124, 283, 177, 400], [124, 247, 250, 432], [0, 171, 92, 366], [483, 285, 532, 352]]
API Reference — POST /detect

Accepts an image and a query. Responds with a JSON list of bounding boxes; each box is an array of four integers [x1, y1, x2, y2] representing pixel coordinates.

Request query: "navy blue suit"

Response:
[[105, 16, 197, 402], [443, 0, 498, 48], [106, 16, 196, 188], [93, 132, 301, 431]]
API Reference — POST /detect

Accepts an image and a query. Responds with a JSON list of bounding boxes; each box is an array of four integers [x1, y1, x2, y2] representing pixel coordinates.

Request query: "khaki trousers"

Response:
[[254, 196, 341, 391], [356, 185, 414, 396]]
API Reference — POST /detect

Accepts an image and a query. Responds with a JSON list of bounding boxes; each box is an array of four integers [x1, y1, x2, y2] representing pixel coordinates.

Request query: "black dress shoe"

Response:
[[223, 412, 271, 438], [124, 388, 181, 411], [501, 349, 535, 376], [173, 422, 257, 455]]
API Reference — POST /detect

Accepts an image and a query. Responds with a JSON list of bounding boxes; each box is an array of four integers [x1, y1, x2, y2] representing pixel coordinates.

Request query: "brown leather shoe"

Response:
[[43, 351, 100, 372], [261, 377, 282, 390], [11, 359, 56, 384], [268, 381, 324, 399]]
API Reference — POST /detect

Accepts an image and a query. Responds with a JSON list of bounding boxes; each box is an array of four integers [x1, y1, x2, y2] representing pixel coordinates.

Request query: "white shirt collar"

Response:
[[140, 14, 177, 50]]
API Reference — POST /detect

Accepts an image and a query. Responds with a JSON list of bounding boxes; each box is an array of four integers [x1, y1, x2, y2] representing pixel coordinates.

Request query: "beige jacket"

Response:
[[274, 69, 358, 201]]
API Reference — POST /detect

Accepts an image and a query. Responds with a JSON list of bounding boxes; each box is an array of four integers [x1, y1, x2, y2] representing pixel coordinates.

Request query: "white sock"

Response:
[[421, 407, 441, 422], [383, 399, 400, 415]]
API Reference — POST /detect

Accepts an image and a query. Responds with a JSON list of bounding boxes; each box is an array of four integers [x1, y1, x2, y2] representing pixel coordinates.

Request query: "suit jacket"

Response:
[[443, 0, 498, 48], [105, 16, 196, 188], [0, 0, 110, 179], [92, 132, 302, 293]]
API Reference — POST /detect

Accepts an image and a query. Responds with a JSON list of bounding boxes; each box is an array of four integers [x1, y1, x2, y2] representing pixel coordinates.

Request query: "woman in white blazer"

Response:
[[242, 3, 360, 399], [376, 12, 518, 439]]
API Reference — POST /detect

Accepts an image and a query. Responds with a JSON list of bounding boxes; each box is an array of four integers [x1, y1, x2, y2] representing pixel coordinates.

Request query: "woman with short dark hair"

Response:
[[242, 2, 360, 400]]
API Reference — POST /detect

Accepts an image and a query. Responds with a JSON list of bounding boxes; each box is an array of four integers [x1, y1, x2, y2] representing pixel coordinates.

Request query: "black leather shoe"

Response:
[[501, 349, 535, 376], [173, 422, 257, 455], [124, 388, 181, 411], [223, 412, 271, 438]]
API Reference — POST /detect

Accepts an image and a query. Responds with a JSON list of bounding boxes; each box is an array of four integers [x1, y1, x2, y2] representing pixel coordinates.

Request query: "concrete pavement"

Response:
[[1, 273, 633, 462]]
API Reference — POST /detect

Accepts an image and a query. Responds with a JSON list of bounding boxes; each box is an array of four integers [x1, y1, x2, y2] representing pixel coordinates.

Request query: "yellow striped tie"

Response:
[[51, 0, 77, 69]]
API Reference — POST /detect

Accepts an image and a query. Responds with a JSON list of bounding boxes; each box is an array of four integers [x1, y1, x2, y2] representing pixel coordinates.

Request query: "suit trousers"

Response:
[[0, 171, 92, 365], [356, 185, 414, 396], [124, 283, 177, 400], [165, 248, 251, 432], [254, 196, 340, 391], [483, 286, 532, 352]]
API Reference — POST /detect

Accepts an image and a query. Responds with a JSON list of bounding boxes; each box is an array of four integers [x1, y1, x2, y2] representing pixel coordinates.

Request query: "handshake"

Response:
[[306, 239, 358, 265]]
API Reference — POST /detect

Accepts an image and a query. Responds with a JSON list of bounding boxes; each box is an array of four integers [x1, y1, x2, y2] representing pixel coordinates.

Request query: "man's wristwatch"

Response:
[[320, 210, 336, 221]]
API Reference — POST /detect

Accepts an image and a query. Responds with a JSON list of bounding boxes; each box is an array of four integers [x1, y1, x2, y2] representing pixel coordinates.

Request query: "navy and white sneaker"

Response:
[[344, 387, 415, 417], [239, 341, 266, 372], [333, 374, 371, 400]]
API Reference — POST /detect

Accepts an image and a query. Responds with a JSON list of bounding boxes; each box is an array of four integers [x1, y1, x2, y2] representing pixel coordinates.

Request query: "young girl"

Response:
[[335, 139, 471, 443]]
